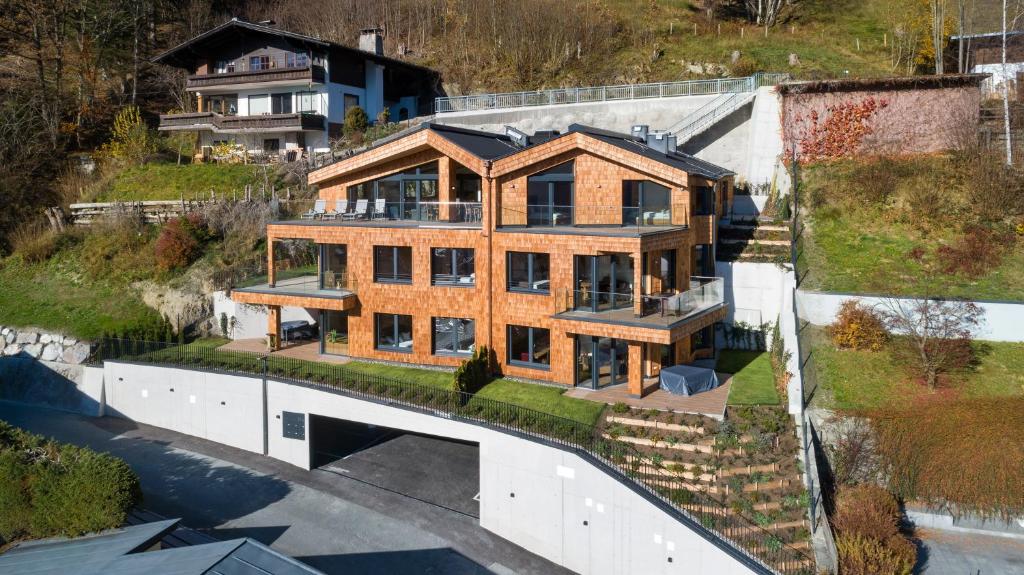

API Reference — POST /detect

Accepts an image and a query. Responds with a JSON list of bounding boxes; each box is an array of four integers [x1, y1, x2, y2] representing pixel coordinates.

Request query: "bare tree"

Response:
[[878, 297, 983, 389], [932, 0, 945, 74], [744, 0, 788, 28]]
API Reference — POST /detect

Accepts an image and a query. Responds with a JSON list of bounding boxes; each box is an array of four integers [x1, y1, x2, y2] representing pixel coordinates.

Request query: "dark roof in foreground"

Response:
[[0, 519, 324, 575], [316, 121, 734, 180]]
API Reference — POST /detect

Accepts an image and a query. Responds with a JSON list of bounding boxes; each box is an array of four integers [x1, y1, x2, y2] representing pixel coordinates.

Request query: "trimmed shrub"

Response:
[[834, 484, 900, 541], [344, 105, 369, 134], [836, 533, 915, 575], [828, 299, 888, 351], [452, 345, 491, 394], [0, 421, 142, 542]]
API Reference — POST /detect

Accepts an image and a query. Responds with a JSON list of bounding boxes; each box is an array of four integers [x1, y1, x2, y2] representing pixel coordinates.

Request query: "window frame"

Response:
[[694, 185, 716, 216], [506, 325, 551, 370], [373, 246, 413, 284], [432, 317, 475, 356], [431, 248, 475, 287], [375, 313, 413, 353], [270, 92, 292, 114], [506, 251, 550, 294]]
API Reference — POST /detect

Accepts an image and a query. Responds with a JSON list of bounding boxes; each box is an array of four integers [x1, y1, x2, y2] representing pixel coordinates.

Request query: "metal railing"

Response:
[[669, 88, 759, 143], [158, 112, 326, 132], [555, 277, 726, 327], [435, 73, 789, 113], [499, 204, 689, 229], [285, 200, 484, 226], [90, 338, 815, 575], [233, 271, 358, 296]]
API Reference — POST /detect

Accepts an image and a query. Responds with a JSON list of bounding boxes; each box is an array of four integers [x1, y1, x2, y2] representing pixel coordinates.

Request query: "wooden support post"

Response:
[[267, 305, 281, 351]]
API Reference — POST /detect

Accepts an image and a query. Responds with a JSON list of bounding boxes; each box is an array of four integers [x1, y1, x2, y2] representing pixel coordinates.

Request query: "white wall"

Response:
[[744, 88, 783, 187], [212, 291, 316, 340], [98, 361, 764, 575], [717, 261, 788, 328], [795, 290, 1024, 342]]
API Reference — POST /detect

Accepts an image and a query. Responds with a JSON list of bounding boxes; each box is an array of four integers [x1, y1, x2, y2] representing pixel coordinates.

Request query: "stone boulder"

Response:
[[3, 343, 21, 356], [22, 343, 42, 358], [63, 337, 78, 346], [40, 333, 52, 344], [40, 344, 61, 361], [16, 331, 38, 345], [3, 331, 13, 344], [62, 343, 91, 365]]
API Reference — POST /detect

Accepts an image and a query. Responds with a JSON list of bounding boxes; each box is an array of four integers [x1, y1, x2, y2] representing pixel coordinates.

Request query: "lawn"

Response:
[[811, 338, 1024, 411], [94, 163, 276, 202], [718, 350, 780, 406]]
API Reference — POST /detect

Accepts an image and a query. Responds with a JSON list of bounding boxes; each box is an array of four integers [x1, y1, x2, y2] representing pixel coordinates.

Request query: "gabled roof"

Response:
[[0, 519, 324, 575], [311, 122, 733, 182], [152, 18, 439, 77]]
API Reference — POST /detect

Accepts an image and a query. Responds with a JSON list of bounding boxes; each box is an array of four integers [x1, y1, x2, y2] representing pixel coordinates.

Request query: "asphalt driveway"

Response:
[[0, 401, 570, 575]]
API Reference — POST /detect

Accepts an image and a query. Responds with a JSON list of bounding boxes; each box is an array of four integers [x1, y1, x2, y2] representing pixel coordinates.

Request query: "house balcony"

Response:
[[276, 199, 484, 229], [552, 277, 726, 332], [158, 112, 326, 133], [230, 272, 358, 311], [497, 204, 689, 237], [187, 62, 326, 91]]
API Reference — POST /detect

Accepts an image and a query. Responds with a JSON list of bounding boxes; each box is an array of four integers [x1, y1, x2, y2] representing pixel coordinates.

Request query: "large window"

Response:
[[431, 248, 475, 286], [271, 93, 292, 114], [249, 55, 270, 71], [321, 310, 348, 356], [433, 317, 475, 355], [204, 94, 238, 115], [374, 246, 412, 283], [526, 161, 574, 226], [574, 253, 634, 312], [507, 252, 549, 293], [507, 325, 550, 368], [248, 94, 269, 115], [376, 313, 413, 352], [695, 244, 714, 276], [344, 161, 440, 221], [297, 91, 319, 113], [320, 244, 347, 290], [285, 52, 309, 68], [623, 180, 671, 226], [694, 185, 715, 216]]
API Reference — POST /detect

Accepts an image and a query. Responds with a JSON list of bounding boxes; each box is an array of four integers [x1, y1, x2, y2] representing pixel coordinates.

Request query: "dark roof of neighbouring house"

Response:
[[152, 18, 440, 78], [0, 519, 324, 575], [316, 122, 734, 180]]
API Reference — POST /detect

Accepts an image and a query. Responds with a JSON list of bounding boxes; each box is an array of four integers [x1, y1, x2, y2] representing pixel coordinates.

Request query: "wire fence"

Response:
[[91, 338, 815, 575]]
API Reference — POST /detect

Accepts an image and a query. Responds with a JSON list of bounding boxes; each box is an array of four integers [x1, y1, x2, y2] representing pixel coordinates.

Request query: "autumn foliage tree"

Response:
[[878, 296, 982, 388]]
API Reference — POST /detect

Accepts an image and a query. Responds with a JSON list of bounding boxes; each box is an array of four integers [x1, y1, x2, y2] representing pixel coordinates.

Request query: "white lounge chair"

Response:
[[343, 199, 369, 220], [321, 199, 347, 221], [300, 199, 326, 220], [371, 198, 387, 220]]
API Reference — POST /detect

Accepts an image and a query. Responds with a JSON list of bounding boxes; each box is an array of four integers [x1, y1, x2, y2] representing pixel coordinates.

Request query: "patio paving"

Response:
[[564, 374, 732, 420], [218, 339, 352, 365]]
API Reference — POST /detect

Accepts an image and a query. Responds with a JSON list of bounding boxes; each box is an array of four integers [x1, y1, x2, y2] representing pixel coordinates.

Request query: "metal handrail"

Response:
[[435, 73, 789, 113], [90, 338, 815, 574], [499, 203, 690, 229]]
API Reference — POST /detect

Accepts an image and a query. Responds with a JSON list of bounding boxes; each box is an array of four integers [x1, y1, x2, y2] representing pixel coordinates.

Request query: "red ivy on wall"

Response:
[[788, 97, 889, 163]]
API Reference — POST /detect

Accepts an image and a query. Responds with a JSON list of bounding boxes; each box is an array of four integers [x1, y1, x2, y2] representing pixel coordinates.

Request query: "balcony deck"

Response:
[[565, 374, 732, 420], [158, 112, 326, 133], [186, 65, 325, 91], [272, 217, 482, 230], [496, 224, 685, 238], [231, 275, 357, 310]]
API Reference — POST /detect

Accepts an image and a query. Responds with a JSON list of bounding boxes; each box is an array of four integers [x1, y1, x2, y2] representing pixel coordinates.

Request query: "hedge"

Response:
[[0, 420, 142, 543]]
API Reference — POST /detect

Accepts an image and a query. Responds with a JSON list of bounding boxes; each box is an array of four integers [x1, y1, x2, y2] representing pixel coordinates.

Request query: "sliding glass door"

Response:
[[573, 254, 634, 312], [576, 336, 629, 388]]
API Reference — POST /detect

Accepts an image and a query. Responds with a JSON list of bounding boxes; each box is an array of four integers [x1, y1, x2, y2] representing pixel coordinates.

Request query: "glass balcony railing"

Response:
[[280, 200, 483, 226], [500, 204, 689, 230], [232, 271, 357, 298], [554, 277, 724, 327]]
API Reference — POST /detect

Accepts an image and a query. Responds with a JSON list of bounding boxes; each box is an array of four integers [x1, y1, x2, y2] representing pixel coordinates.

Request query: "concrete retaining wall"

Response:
[[0, 358, 105, 416], [100, 361, 762, 575], [795, 290, 1024, 342], [212, 291, 317, 340]]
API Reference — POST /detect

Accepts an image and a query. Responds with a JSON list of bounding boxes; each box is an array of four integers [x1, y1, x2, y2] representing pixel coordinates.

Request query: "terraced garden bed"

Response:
[[600, 403, 810, 549]]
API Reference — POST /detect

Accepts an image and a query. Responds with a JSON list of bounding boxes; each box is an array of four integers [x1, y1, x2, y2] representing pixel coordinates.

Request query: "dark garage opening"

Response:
[[309, 414, 480, 517]]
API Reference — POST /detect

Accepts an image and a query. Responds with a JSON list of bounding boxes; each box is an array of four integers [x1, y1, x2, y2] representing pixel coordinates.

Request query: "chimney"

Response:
[[359, 28, 384, 56], [645, 130, 677, 154], [631, 125, 649, 141]]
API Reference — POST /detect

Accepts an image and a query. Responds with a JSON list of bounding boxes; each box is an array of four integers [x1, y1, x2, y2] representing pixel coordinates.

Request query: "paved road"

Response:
[[916, 528, 1024, 575], [0, 402, 570, 575]]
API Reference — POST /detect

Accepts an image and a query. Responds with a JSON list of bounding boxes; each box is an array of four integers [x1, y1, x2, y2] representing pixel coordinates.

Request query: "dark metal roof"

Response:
[[0, 520, 323, 575], [564, 124, 735, 179], [152, 18, 439, 77]]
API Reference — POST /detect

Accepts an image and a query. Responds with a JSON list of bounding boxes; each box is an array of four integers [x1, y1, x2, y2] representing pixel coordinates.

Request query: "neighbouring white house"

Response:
[[153, 18, 443, 158], [952, 29, 1024, 98]]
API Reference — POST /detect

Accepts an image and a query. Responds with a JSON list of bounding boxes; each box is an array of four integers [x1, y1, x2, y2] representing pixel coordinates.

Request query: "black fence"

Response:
[[91, 338, 814, 575]]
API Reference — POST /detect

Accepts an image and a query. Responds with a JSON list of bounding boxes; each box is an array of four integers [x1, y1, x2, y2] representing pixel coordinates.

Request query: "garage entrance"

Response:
[[308, 415, 480, 517]]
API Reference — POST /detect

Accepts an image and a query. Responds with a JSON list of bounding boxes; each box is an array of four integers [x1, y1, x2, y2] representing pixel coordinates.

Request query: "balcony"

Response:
[[498, 204, 689, 236], [552, 277, 725, 329], [158, 112, 326, 133], [278, 200, 483, 229], [187, 56, 325, 90], [230, 272, 357, 310]]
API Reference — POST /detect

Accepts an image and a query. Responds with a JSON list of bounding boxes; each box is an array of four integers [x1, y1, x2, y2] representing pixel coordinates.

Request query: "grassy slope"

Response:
[[812, 339, 1024, 411], [95, 163, 270, 202], [718, 350, 780, 405], [0, 255, 163, 340]]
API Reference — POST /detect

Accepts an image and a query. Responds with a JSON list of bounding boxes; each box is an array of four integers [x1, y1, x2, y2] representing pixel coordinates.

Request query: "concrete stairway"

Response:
[[717, 220, 792, 264], [667, 86, 757, 144]]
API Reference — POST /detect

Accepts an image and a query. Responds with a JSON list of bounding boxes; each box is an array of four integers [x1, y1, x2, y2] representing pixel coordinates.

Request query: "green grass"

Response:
[[474, 378, 607, 426], [95, 163, 273, 202], [719, 350, 780, 406], [811, 339, 1024, 411], [0, 254, 165, 340]]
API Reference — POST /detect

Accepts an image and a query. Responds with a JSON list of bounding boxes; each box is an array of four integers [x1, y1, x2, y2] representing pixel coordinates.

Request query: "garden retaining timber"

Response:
[[606, 415, 705, 433]]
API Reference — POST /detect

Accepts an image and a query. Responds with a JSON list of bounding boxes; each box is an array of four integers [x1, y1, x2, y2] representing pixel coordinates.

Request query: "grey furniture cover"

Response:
[[659, 364, 721, 396]]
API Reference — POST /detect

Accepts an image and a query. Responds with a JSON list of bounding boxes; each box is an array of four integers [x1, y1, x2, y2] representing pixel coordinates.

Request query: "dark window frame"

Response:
[[432, 317, 475, 356], [270, 92, 292, 114], [373, 246, 412, 284], [375, 313, 413, 353], [506, 252, 550, 294], [431, 247, 475, 286], [507, 325, 551, 370], [694, 185, 716, 216]]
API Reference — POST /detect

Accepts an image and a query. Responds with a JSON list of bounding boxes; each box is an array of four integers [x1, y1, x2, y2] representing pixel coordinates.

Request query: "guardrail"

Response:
[[498, 203, 690, 229], [435, 73, 789, 113], [555, 277, 726, 327], [91, 338, 814, 575]]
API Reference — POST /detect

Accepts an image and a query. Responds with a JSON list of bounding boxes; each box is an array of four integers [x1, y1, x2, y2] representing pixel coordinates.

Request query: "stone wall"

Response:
[[0, 326, 91, 364]]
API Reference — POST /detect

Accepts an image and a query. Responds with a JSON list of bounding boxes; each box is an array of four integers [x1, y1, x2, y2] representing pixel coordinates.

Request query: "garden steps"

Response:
[[717, 462, 780, 477], [606, 433, 741, 455], [606, 415, 705, 434], [749, 538, 811, 554], [719, 238, 790, 246], [724, 477, 797, 495], [647, 478, 720, 493], [681, 500, 782, 515]]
